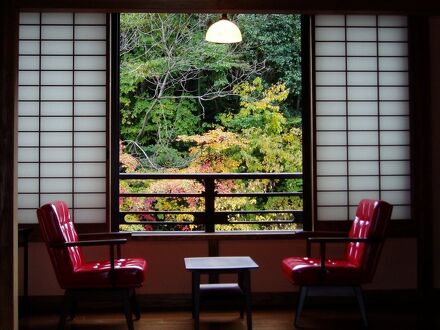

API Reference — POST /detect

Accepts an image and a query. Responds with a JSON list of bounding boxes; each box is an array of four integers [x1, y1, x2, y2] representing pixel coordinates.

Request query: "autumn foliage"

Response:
[[119, 14, 303, 231]]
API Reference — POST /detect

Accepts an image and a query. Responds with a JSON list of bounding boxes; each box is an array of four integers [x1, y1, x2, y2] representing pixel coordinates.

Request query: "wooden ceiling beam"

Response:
[[14, 0, 440, 15]]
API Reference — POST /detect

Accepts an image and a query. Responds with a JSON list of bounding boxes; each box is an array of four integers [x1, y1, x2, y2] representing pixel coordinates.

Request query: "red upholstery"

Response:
[[282, 257, 363, 286], [281, 199, 393, 286], [37, 200, 147, 289]]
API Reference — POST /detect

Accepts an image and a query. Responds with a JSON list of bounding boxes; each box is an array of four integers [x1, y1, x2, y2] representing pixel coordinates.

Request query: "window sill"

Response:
[[22, 222, 416, 242], [129, 230, 307, 241]]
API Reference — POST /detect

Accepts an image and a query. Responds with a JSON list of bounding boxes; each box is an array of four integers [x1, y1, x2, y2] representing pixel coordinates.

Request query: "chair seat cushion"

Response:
[[281, 257, 363, 286], [64, 258, 147, 289]]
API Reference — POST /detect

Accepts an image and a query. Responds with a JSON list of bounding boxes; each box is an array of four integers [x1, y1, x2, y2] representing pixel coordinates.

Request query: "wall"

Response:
[[21, 238, 417, 297], [430, 16, 440, 289], [4, 7, 436, 330]]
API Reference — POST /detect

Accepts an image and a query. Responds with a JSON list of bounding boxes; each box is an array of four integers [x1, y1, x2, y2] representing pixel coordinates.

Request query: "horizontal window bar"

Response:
[[316, 84, 409, 88], [19, 54, 106, 57], [19, 69, 106, 72], [19, 115, 106, 118], [19, 38, 106, 42], [18, 130, 106, 133], [120, 172, 302, 180], [19, 23, 106, 27], [18, 161, 106, 164], [18, 100, 106, 102], [19, 84, 106, 87]]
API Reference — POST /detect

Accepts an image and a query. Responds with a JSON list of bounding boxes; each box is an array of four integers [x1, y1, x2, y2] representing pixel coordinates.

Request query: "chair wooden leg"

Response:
[[131, 289, 141, 321], [353, 286, 368, 328], [294, 286, 308, 328], [57, 290, 72, 330], [67, 292, 77, 321], [122, 289, 135, 330]]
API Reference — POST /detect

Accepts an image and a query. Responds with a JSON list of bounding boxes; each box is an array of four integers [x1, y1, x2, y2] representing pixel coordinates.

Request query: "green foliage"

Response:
[[217, 78, 302, 174], [120, 13, 261, 168], [120, 98, 200, 147], [238, 126, 302, 174], [219, 77, 288, 135], [177, 128, 246, 173], [119, 14, 304, 232], [142, 144, 192, 169], [237, 14, 302, 114]]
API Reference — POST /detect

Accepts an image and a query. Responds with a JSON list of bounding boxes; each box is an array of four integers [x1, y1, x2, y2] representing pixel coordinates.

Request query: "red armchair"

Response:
[[37, 200, 148, 330], [281, 199, 393, 328]]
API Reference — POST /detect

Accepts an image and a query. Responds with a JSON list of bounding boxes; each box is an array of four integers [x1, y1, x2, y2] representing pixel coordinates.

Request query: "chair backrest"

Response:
[[36, 200, 84, 289], [345, 199, 393, 283]]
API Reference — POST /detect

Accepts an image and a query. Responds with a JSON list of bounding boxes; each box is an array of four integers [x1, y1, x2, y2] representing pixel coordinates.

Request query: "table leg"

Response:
[[238, 272, 244, 318], [243, 270, 252, 330], [192, 272, 201, 330]]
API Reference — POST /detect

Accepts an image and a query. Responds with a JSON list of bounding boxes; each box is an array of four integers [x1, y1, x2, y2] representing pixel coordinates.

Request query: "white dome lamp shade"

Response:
[[205, 14, 242, 44]]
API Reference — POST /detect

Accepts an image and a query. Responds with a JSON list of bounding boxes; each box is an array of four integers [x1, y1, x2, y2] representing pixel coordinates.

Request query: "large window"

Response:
[[16, 13, 412, 233], [116, 13, 305, 232]]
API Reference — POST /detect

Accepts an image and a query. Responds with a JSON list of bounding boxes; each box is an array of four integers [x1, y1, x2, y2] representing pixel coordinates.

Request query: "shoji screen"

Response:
[[314, 15, 410, 222], [17, 13, 108, 224]]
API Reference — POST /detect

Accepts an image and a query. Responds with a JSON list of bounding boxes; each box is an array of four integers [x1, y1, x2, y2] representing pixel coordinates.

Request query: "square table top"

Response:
[[184, 256, 259, 271]]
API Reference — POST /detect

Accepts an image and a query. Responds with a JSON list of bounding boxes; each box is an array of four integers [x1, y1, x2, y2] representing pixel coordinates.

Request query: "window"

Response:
[[115, 13, 306, 232], [313, 15, 411, 228], [16, 12, 413, 234], [17, 12, 108, 224]]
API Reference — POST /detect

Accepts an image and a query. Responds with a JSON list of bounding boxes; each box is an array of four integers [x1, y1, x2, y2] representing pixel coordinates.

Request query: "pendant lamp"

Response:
[[205, 14, 242, 44]]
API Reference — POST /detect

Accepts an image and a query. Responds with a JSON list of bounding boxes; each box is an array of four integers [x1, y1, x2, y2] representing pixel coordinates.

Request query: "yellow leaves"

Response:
[[264, 81, 289, 103], [178, 127, 245, 150], [234, 77, 289, 112], [177, 128, 247, 172], [228, 78, 290, 136]]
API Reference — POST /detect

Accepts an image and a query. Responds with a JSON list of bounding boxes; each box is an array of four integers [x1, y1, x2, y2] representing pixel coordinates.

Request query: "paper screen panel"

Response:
[[314, 15, 410, 221], [17, 12, 108, 224]]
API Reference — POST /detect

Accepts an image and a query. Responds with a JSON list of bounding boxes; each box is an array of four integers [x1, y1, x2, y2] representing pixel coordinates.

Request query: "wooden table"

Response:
[[184, 256, 259, 330]]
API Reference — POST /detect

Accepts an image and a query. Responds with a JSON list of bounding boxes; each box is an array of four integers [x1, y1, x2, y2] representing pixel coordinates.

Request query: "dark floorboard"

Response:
[[19, 303, 422, 330]]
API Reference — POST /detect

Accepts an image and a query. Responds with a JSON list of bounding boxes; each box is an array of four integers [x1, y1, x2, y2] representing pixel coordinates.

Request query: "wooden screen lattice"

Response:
[[314, 15, 410, 221], [17, 13, 108, 224]]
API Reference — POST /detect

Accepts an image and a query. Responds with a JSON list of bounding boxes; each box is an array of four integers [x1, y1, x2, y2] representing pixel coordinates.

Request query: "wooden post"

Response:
[[0, 1, 19, 329]]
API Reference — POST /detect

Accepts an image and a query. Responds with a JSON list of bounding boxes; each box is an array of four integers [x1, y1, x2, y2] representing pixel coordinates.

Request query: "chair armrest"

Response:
[[78, 232, 132, 240], [308, 237, 381, 244], [304, 233, 348, 257], [78, 232, 132, 258], [306, 237, 381, 255], [302, 231, 347, 237], [50, 238, 127, 248], [307, 237, 382, 256], [306, 237, 383, 279], [51, 238, 128, 287]]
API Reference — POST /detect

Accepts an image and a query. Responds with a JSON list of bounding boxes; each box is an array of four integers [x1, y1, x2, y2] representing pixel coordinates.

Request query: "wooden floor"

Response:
[[19, 304, 420, 330]]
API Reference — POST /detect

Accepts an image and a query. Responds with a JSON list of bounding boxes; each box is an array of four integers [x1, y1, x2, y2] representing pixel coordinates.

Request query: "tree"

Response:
[[118, 14, 304, 231], [237, 14, 302, 115], [219, 77, 288, 135], [120, 13, 265, 156], [180, 78, 302, 174]]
